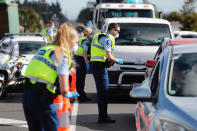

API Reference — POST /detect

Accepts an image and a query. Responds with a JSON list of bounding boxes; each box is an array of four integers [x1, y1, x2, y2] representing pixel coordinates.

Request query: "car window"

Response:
[[0, 42, 14, 55], [150, 61, 160, 97], [181, 34, 197, 38], [168, 53, 197, 97], [19, 41, 45, 55]]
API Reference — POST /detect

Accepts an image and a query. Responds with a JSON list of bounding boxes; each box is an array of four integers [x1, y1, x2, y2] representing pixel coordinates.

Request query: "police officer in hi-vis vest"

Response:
[[23, 23, 78, 131], [42, 21, 55, 41], [91, 23, 123, 123], [74, 27, 92, 101]]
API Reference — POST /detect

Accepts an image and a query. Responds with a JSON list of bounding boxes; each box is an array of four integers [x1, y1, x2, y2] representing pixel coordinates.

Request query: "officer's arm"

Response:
[[83, 40, 89, 62], [83, 51, 88, 62], [59, 75, 69, 96], [106, 51, 118, 62]]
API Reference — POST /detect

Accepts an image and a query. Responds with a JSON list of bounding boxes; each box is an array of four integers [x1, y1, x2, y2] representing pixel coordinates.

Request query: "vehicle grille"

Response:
[[108, 70, 145, 84]]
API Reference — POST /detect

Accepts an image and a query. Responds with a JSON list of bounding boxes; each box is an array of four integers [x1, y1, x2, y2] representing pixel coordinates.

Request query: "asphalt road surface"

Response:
[[0, 74, 137, 131]]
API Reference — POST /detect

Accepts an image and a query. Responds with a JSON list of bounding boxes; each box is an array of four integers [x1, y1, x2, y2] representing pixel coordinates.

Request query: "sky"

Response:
[[54, 0, 186, 20], [18, 0, 186, 20]]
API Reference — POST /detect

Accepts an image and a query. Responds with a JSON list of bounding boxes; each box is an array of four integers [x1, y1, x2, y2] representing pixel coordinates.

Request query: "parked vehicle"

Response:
[[174, 31, 197, 38], [130, 40, 197, 131], [101, 17, 174, 98], [93, 2, 156, 32], [0, 33, 46, 97]]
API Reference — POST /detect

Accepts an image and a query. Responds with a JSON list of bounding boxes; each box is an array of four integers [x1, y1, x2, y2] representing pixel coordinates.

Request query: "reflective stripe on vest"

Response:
[[42, 28, 51, 40], [25, 45, 72, 94], [90, 33, 115, 62], [75, 37, 90, 57], [32, 55, 56, 70]]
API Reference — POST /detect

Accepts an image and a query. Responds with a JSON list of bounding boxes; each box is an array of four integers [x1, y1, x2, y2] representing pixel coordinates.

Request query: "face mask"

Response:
[[72, 44, 78, 52], [115, 33, 119, 38]]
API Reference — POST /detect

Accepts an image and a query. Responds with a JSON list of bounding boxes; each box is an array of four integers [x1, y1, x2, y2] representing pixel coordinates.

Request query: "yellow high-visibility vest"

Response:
[[90, 33, 115, 62]]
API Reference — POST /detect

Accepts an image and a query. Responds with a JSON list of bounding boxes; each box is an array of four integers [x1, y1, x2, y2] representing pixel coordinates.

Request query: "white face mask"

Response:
[[115, 33, 119, 38], [72, 44, 78, 52]]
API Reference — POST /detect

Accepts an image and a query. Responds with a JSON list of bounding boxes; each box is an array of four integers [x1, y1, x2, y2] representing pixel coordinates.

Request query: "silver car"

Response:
[[130, 43, 197, 131]]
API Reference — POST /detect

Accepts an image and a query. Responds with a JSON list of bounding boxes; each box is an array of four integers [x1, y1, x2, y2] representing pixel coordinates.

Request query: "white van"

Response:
[[102, 18, 174, 97]]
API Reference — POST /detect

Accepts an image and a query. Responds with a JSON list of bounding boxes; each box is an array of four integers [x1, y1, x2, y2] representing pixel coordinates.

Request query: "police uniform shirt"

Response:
[[98, 33, 114, 52], [82, 40, 90, 52], [47, 28, 55, 38], [50, 53, 69, 76]]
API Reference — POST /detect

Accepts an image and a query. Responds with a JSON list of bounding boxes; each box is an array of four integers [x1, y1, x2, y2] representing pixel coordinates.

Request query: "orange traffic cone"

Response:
[[53, 95, 63, 120], [69, 66, 77, 101], [58, 97, 71, 131]]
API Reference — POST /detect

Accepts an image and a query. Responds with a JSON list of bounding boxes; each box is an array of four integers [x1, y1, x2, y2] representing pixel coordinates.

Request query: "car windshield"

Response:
[[99, 9, 153, 18], [19, 42, 45, 55], [116, 23, 171, 46], [97, 9, 153, 28], [168, 53, 197, 97]]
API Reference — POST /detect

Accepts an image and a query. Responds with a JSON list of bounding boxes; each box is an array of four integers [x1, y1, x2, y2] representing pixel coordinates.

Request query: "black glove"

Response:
[[105, 59, 115, 68]]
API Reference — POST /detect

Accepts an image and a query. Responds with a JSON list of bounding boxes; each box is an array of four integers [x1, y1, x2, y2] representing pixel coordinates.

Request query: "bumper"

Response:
[[108, 70, 145, 97], [108, 70, 145, 87]]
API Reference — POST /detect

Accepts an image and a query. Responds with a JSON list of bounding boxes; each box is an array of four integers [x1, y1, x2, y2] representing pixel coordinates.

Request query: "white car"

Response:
[[174, 30, 197, 38], [0, 33, 46, 96], [101, 18, 174, 98]]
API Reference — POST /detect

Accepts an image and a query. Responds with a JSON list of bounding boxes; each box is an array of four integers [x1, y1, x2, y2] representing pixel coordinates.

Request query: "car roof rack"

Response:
[[5, 33, 44, 37]]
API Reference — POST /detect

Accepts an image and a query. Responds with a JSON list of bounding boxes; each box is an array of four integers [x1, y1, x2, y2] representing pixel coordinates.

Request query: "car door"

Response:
[[137, 60, 161, 130]]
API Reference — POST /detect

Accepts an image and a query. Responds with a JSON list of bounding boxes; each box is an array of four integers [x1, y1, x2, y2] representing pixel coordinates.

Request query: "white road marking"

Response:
[[70, 99, 79, 131], [0, 118, 28, 128], [0, 100, 79, 130]]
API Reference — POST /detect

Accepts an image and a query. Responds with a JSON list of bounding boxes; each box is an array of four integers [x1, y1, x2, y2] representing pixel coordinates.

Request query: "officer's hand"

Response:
[[116, 59, 123, 64], [65, 91, 79, 99], [86, 62, 89, 72]]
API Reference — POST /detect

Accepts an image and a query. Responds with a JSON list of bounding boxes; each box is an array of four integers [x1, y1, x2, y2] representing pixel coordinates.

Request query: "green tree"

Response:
[[164, 0, 197, 31], [77, 8, 93, 25], [163, 12, 183, 22], [19, 7, 45, 32], [181, 0, 197, 15]]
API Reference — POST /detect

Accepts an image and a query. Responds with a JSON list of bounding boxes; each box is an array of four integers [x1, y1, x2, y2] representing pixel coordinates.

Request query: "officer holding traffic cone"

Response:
[[23, 23, 79, 131]]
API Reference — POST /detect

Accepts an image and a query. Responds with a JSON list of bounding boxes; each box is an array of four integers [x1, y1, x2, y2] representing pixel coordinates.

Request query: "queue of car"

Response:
[[0, 33, 46, 97], [1, 25, 197, 130], [130, 39, 197, 131]]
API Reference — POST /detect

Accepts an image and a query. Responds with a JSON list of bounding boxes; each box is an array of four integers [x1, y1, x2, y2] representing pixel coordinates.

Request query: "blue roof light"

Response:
[[9, 36, 14, 39], [126, 0, 144, 4]]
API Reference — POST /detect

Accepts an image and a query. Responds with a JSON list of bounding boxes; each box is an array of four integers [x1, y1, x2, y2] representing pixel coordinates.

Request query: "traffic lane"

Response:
[[76, 74, 137, 131], [77, 99, 136, 131], [0, 93, 28, 131]]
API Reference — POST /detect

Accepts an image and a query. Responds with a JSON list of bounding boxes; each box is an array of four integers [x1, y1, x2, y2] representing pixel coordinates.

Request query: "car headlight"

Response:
[[160, 120, 190, 131]]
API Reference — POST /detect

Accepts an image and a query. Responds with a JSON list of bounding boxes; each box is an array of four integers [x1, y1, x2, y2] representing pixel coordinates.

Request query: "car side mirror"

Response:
[[146, 60, 156, 68], [130, 87, 152, 101]]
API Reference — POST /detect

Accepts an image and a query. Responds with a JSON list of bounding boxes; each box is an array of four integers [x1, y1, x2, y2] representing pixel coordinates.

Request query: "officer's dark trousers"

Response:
[[22, 88, 59, 131], [91, 61, 109, 119], [75, 55, 87, 97]]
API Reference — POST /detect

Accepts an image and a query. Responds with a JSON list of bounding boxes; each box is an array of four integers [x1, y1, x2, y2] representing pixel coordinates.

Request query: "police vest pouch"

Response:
[[105, 59, 115, 68]]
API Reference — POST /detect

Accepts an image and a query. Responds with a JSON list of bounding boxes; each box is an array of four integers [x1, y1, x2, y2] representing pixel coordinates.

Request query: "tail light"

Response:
[[145, 60, 156, 68]]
